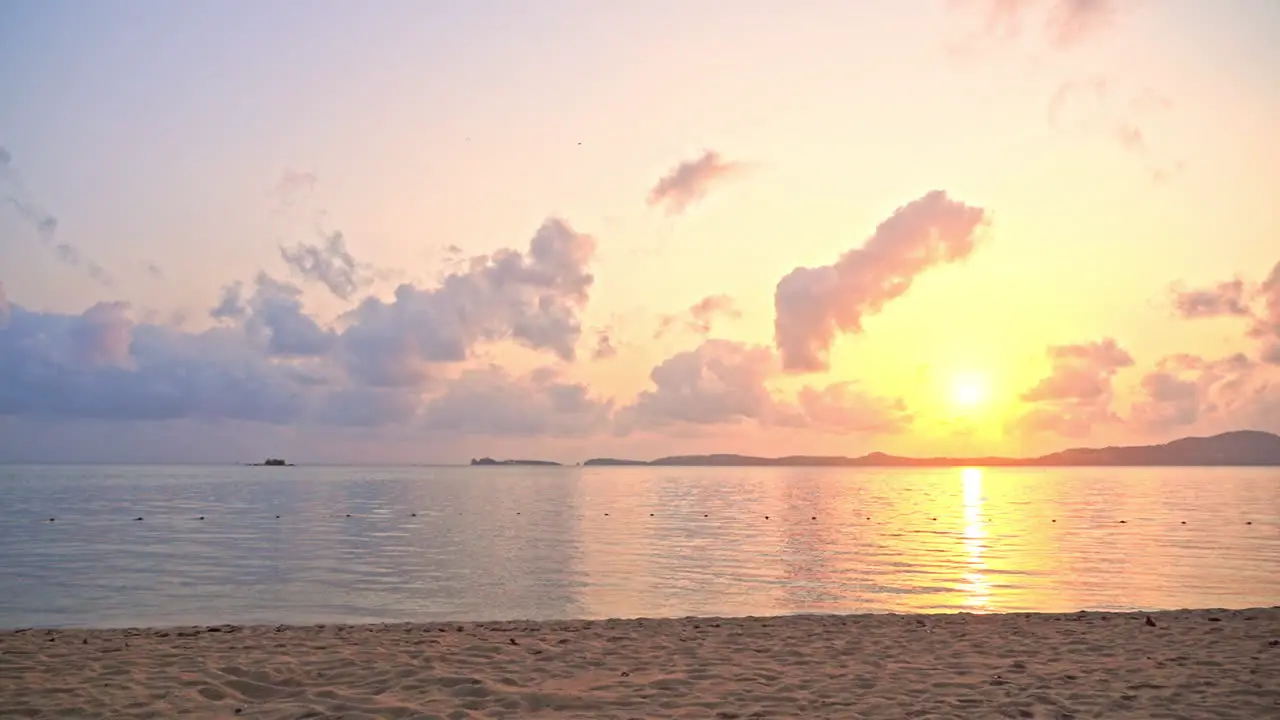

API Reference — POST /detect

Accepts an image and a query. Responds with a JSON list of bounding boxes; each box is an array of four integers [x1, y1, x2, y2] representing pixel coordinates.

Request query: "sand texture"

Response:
[[2, 608, 1278, 719]]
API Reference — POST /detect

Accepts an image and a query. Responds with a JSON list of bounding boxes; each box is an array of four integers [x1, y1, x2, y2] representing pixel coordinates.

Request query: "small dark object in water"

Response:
[[649, 513, 653, 517], [1119, 520, 1127, 524], [133, 517, 143, 521], [410, 513, 417, 517], [1052, 519, 1056, 522], [703, 514, 708, 518], [275, 515, 280, 519], [1181, 521, 1186, 524], [604, 513, 609, 516], [48, 518, 55, 522], [197, 516, 204, 521], [765, 516, 770, 520], [345, 514, 351, 518], [1246, 521, 1253, 525], [508, 638, 519, 646], [1145, 616, 1157, 627], [931, 517, 937, 521], [1207, 616, 1222, 622]]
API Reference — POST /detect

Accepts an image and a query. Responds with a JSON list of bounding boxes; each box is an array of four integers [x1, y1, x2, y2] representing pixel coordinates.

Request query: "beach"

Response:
[[2, 608, 1277, 719]]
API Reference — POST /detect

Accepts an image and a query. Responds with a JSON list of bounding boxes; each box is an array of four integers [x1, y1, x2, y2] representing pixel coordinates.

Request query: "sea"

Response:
[[0, 464, 1277, 629]]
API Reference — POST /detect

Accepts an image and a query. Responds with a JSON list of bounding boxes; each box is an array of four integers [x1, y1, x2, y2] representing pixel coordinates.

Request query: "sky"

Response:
[[1, 0, 1278, 464]]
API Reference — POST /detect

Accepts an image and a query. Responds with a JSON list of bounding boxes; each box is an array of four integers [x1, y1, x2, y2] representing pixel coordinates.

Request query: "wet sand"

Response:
[[2, 608, 1278, 719]]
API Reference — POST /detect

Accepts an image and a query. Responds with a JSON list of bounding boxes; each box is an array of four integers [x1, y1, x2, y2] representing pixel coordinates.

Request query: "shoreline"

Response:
[[3, 608, 1277, 719], [4, 604, 1279, 633]]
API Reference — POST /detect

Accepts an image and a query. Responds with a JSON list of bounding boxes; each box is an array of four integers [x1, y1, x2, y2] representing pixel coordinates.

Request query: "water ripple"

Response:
[[0, 464, 1277, 628]]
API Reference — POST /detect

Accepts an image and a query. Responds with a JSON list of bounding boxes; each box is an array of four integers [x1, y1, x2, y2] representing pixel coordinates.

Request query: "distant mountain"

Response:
[[470, 457, 562, 467], [1035, 430, 1280, 466], [581, 431, 1280, 467]]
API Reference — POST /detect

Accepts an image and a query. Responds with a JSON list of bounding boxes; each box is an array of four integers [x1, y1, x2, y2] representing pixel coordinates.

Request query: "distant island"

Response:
[[248, 458, 294, 467], [470, 457, 562, 467], [581, 431, 1280, 468]]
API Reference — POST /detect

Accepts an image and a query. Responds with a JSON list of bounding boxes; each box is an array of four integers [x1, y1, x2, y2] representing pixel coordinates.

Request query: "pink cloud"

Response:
[[646, 151, 744, 215], [773, 190, 987, 373]]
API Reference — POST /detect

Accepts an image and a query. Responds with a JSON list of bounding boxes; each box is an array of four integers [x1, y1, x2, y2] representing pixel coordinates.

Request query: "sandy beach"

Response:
[[2, 608, 1278, 719]]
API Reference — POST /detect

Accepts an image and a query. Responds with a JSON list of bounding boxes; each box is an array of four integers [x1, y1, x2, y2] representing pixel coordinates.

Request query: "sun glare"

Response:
[[951, 374, 989, 410]]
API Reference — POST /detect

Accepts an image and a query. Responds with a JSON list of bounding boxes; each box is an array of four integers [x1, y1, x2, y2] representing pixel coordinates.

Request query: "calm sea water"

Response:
[[0, 465, 1277, 629]]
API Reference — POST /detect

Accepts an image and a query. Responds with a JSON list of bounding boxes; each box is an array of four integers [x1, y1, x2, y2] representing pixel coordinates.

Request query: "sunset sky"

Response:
[[1, 0, 1278, 463]]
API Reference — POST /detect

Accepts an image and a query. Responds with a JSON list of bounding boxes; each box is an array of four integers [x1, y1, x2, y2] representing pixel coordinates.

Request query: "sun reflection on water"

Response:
[[960, 467, 991, 610]]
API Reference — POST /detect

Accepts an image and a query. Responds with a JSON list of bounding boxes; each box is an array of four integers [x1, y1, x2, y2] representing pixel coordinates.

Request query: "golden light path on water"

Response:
[[960, 466, 991, 610]]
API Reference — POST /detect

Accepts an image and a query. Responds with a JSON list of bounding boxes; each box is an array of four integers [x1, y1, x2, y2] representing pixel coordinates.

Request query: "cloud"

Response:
[[950, 0, 1120, 49], [646, 151, 743, 215], [795, 382, 912, 434], [72, 302, 134, 368], [280, 231, 367, 300], [1, 147, 112, 284], [1129, 353, 1256, 431], [0, 280, 9, 328], [947, 1, 1178, 182], [773, 190, 988, 373], [655, 294, 741, 339], [592, 329, 618, 360], [143, 262, 164, 279], [616, 340, 784, 432], [269, 169, 318, 208], [210, 273, 336, 358], [0, 303, 310, 423], [244, 274, 337, 358], [1021, 338, 1134, 402], [338, 218, 596, 386], [313, 386, 423, 428], [1262, 344, 1280, 366], [688, 294, 740, 334], [1045, 0, 1119, 48], [1012, 338, 1133, 438], [421, 366, 612, 437], [204, 217, 599, 388], [1, 295, 612, 435], [618, 340, 913, 436], [5, 196, 58, 241], [209, 281, 248, 321], [1128, 352, 1280, 437], [1171, 259, 1280, 362], [1047, 76, 1182, 180], [1252, 261, 1280, 360], [1172, 278, 1251, 319]]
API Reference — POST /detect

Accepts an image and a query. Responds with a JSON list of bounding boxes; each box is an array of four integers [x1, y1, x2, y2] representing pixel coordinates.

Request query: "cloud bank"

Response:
[[1, 217, 600, 436]]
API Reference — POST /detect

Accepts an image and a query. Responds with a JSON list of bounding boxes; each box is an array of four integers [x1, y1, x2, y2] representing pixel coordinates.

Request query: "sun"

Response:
[[950, 374, 989, 410]]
